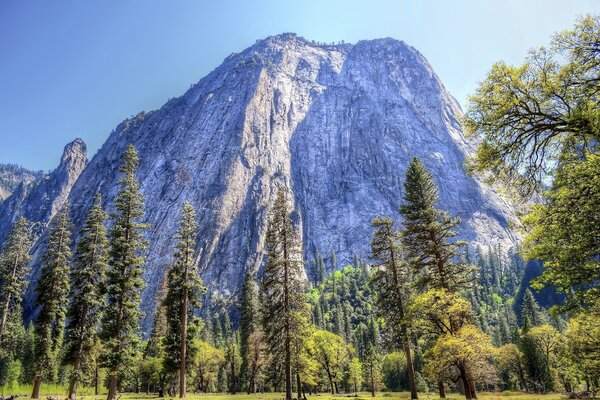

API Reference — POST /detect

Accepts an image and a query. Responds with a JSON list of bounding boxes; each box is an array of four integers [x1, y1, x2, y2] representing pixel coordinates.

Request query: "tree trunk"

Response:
[[95, 364, 99, 396], [31, 375, 42, 399], [459, 365, 474, 400], [67, 353, 82, 400], [465, 367, 478, 399], [179, 272, 188, 398], [370, 364, 375, 397], [107, 369, 119, 400], [297, 372, 302, 400], [389, 238, 418, 399], [327, 370, 335, 394], [402, 333, 418, 400], [438, 380, 446, 399]]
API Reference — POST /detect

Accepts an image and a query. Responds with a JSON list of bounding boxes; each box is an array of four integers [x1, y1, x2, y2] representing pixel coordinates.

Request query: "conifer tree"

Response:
[[371, 216, 418, 400], [400, 157, 473, 292], [31, 207, 72, 399], [162, 201, 203, 398], [240, 271, 260, 392], [520, 289, 548, 331], [100, 144, 148, 400], [400, 157, 476, 399], [64, 194, 109, 400], [262, 188, 307, 400], [0, 217, 32, 346]]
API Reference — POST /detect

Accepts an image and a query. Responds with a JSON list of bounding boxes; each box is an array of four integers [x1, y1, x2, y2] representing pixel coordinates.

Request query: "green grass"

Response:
[[0, 388, 566, 400]]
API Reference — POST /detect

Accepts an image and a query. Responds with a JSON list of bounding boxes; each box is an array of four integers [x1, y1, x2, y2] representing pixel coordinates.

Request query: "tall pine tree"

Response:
[[64, 194, 109, 400], [262, 188, 307, 400], [400, 157, 472, 292], [0, 217, 32, 346], [100, 144, 148, 400], [31, 207, 72, 399], [163, 201, 203, 398], [371, 216, 418, 400], [240, 271, 261, 393], [400, 157, 476, 400]]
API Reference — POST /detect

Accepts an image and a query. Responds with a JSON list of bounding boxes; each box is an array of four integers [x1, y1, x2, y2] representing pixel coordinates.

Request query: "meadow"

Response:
[[0, 387, 567, 400]]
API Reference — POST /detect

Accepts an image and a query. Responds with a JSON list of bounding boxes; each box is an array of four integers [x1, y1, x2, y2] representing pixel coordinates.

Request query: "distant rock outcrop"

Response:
[[0, 138, 87, 242], [0, 164, 42, 202]]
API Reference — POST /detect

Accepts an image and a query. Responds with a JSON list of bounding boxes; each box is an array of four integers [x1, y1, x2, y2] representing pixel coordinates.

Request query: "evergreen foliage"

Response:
[[0, 217, 32, 352], [99, 144, 148, 400], [400, 157, 473, 292], [32, 207, 72, 398], [63, 194, 109, 400], [262, 188, 308, 400], [370, 216, 418, 399], [162, 201, 203, 398]]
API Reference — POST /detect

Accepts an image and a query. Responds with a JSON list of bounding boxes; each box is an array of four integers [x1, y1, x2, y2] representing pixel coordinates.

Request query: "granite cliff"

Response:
[[0, 34, 518, 329]]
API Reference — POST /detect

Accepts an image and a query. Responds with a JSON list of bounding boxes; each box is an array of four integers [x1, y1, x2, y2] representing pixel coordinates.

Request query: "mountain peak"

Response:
[[1, 35, 518, 330]]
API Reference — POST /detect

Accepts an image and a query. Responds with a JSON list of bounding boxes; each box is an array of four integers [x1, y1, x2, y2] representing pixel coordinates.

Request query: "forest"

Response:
[[0, 14, 599, 400]]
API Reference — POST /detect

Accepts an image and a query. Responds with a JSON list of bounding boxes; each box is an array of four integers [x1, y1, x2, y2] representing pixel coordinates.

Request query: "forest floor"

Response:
[[0, 389, 567, 400]]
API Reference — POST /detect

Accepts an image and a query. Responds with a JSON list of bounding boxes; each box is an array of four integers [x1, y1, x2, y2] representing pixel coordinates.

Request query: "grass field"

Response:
[[0, 387, 567, 400]]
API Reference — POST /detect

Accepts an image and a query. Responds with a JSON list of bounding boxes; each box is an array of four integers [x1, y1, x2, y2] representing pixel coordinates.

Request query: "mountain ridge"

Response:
[[0, 34, 518, 329]]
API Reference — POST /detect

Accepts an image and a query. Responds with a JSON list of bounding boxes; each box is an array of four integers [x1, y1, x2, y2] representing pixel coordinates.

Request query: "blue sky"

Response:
[[1, 0, 599, 171]]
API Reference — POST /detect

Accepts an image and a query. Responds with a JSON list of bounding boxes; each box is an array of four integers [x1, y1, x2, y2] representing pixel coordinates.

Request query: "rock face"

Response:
[[0, 164, 42, 202], [1, 34, 518, 329], [0, 139, 87, 243]]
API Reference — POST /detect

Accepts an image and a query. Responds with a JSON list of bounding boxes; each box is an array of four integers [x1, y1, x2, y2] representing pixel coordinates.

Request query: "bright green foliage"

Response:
[[33, 207, 72, 385], [464, 15, 600, 195], [409, 289, 474, 337], [400, 157, 473, 292], [380, 352, 406, 392], [564, 302, 600, 381], [348, 357, 363, 395], [0, 217, 32, 349], [520, 325, 564, 393], [424, 325, 496, 388], [308, 329, 353, 394], [262, 188, 308, 400], [63, 194, 109, 399], [523, 153, 600, 311], [497, 344, 527, 390], [370, 215, 418, 399], [100, 144, 148, 400], [192, 339, 225, 393], [162, 201, 203, 397]]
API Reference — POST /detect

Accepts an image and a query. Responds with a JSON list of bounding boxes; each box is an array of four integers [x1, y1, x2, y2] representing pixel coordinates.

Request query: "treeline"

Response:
[[0, 146, 597, 400]]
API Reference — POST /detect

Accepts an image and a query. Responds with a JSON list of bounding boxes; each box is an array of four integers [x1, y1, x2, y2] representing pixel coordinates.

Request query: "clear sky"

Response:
[[1, 0, 599, 171]]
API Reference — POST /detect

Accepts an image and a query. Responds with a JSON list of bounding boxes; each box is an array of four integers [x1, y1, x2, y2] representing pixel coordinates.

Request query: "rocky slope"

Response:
[[0, 164, 42, 202], [0, 34, 518, 329], [0, 139, 87, 243]]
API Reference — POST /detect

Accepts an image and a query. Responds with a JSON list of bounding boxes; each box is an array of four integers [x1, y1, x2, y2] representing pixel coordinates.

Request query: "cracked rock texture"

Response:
[[0, 34, 518, 330]]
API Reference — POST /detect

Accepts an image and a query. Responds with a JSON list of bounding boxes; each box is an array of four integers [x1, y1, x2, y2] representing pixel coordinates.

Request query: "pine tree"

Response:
[[400, 157, 473, 292], [262, 188, 307, 400], [162, 201, 203, 398], [521, 289, 548, 331], [100, 144, 148, 400], [371, 216, 418, 400], [31, 207, 72, 399], [64, 194, 109, 400], [0, 218, 32, 348], [399, 157, 476, 400], [240, 271, 260, 392]]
